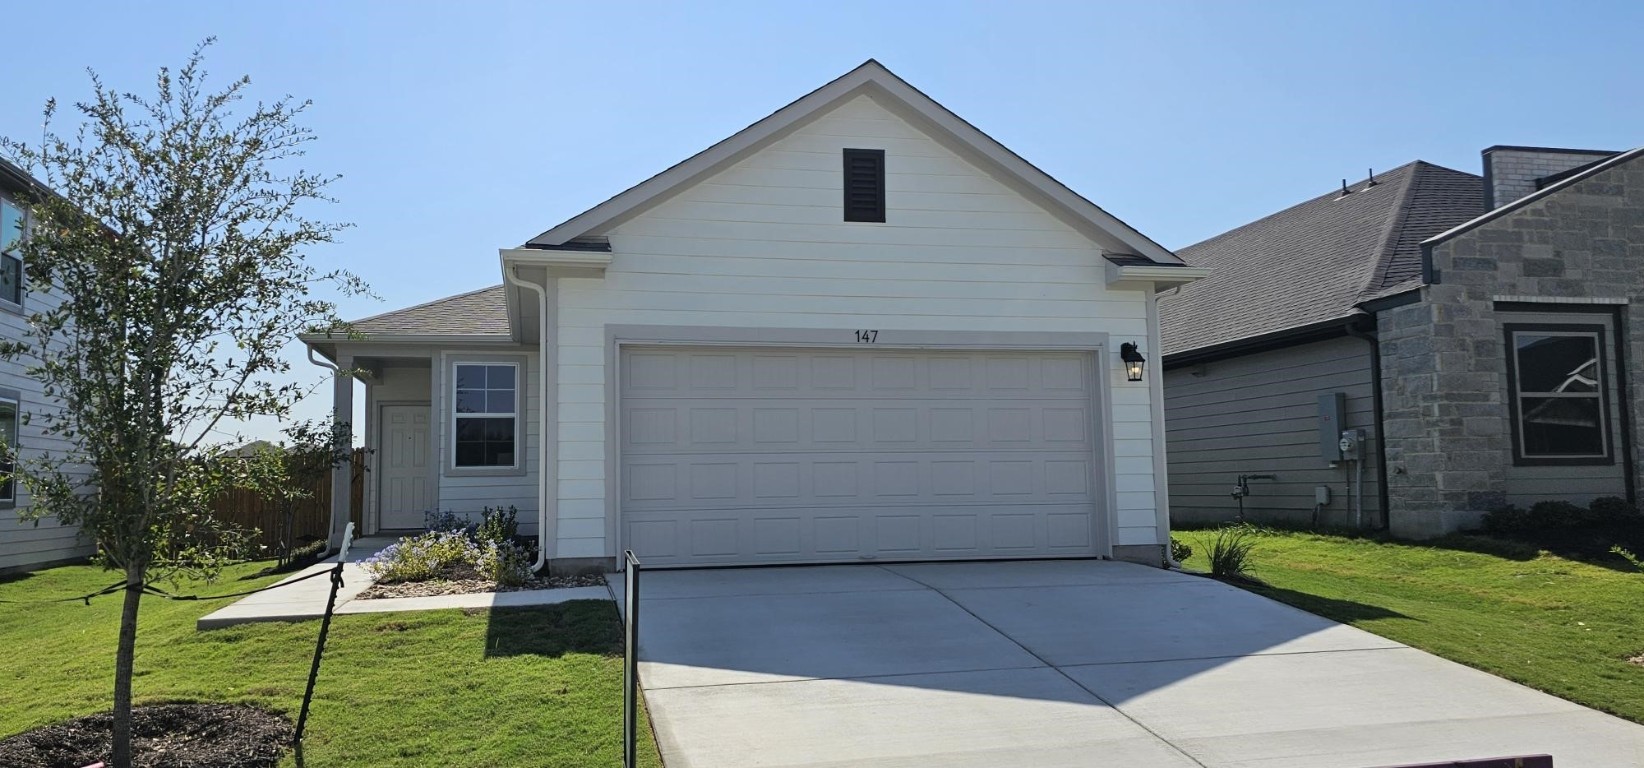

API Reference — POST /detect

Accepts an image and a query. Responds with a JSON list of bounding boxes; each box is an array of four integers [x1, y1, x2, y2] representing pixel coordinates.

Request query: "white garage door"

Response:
[[619, 346, 1104, 567]]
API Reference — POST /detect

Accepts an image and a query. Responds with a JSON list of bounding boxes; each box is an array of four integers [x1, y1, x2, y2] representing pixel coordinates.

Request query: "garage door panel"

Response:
[[621, 452, 1098, 509], [624, 400, 1094, 454], [621, 349, 1089, 400], [620, 347, 1104, 566], [623, 503, 1099, 565]]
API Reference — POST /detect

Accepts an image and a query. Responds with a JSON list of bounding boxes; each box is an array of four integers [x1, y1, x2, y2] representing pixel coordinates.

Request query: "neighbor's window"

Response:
[[453, 363, 517, 468], [1505, 324, 1611, 464], [0, 198, 24, 306], [0, 397, 17, 504]]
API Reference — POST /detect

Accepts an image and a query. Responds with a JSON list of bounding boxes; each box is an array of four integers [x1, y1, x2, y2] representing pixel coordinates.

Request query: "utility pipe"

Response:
[[1355, 448, 1365, 529], [306, 348, 344, 555], [1343, 319, 1390, 529], [502, 264, 551, 575]]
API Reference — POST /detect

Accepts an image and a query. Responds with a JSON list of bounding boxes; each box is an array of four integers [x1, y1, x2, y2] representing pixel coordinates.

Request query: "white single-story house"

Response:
[[303, 60, 1208, 571]]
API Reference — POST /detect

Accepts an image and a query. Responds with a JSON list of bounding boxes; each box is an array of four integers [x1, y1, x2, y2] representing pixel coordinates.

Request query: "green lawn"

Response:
[[0, 560, 662, 767], [1179, 527, 1644, 724]]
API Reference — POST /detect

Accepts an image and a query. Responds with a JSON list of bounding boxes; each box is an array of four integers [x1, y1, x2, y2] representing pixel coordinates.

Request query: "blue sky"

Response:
[[4, 0, 1641, 443]]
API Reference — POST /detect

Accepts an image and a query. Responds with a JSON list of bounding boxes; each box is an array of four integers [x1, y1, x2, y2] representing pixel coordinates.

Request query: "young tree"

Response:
[[0, 42, 364, 767], [247, 418, 357, 569]]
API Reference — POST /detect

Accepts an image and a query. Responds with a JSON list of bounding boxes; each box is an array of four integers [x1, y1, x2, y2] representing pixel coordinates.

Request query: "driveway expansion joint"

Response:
[[876, 564, 1215, 768]]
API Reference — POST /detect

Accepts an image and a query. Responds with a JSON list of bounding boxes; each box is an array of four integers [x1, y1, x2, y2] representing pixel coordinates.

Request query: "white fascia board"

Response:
[[499, 247, 613, 271], [1105, 263, 1212, 292]]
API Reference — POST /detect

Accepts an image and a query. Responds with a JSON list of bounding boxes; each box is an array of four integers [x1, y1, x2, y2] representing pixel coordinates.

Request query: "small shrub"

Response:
[[1590, 496, 1639, 521], [1481, 504, 1531, 533], [425, 509, 476, 534], [1169, 537, 1193, 563], [476, 505, 519, 547], [363, 530, 480, 583], [1206, 526, 1257, 581], [476, 540, 534, 587], [1613, 546, 1643, 573], [1528, 500, 1590, 530]]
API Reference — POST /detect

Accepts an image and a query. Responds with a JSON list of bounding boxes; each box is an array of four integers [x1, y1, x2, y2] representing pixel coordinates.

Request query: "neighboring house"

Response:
[[1160, 145, 1642, 538], [0, 159, 91, 572], [303, 60, 1207, 571]]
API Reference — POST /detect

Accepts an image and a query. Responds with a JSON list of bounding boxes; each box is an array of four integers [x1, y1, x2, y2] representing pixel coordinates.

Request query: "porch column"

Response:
[[330, 354, 355, 550]]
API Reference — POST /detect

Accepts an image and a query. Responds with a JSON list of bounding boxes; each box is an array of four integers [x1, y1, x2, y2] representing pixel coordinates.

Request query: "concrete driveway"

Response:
[[613, 559, 1644, 768]]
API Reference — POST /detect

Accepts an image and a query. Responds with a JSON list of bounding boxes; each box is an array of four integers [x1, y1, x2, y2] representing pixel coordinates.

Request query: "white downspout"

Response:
[[502, 264, 551, 574], [306, 347, 343, 554]]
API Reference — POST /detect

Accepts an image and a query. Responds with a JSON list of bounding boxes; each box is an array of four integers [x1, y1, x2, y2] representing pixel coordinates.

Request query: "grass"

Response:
[[0, 560, 663, 767], [1179, 525, 1644, 724]]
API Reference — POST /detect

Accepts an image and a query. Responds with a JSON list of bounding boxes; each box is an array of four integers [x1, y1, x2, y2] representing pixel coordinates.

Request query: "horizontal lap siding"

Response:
[[1164, 337, 1382, 527], [0, 277, 92, 571], [435, 352, 541, 534], [554, 94, 1158, 559]]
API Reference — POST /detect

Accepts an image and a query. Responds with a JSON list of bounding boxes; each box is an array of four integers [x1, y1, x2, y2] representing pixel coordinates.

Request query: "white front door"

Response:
[[379, 404, 433, 531]]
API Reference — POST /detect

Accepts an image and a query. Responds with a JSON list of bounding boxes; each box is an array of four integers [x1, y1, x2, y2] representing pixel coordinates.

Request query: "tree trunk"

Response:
[[111, 564, 144, 768]]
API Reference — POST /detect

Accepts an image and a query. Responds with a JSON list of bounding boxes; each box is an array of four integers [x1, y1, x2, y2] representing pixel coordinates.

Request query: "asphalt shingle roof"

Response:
[[1160, 161, 1485, 356], [349, 285, 510, 337]]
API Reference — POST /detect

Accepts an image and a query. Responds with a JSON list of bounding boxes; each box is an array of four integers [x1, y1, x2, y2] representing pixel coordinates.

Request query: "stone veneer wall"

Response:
[[1379, 154, 1644, 538], [1485, 147, 1616, 208]]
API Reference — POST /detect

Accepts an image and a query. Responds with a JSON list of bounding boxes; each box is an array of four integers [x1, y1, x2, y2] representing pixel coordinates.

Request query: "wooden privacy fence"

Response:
[[209, 448, 366, 552]]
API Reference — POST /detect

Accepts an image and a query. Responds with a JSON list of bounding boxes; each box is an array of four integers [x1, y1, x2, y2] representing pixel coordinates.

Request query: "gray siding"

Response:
[[0, 186, 92, 572], [1164, 336, 1383, 528]]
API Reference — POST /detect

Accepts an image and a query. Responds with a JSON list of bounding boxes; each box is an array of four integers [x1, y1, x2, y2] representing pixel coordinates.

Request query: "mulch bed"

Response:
[[358, 568, 606, 600], [0, 703, 290, 768]]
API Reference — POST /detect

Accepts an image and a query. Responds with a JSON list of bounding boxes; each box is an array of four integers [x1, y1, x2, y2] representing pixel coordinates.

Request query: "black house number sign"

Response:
[[854, 330, 879, 343]]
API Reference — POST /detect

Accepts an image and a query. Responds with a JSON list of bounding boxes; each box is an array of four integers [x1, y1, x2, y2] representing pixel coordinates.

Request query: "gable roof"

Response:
[[1424, 145, 1644, 252], [348, 285, 509, 337], [525, 60, 1181, 265], [1160, 161, 1485, 358]]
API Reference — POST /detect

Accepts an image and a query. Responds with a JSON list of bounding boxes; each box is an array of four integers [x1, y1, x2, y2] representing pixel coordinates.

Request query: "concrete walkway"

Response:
[[196, 537, 607, 629], [615, 560, 1644, 768]]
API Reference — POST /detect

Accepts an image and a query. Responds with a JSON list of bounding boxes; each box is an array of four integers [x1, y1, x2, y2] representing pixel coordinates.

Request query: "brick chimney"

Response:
[[1482, 145, 1618, 208]]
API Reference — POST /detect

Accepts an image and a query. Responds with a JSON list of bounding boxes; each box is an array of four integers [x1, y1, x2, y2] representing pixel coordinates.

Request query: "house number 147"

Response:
[[854, 330, 878, 343]]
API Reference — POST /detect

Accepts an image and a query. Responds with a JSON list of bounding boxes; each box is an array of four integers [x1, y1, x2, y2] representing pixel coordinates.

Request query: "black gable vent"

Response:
[[842, 148, 886, 223]]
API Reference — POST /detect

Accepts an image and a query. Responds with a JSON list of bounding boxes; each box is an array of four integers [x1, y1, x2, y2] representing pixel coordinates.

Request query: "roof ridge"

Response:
[[1362, 161, 1430, 298], [347, 284, 503, 326], [1176, 159, 1428, 253]]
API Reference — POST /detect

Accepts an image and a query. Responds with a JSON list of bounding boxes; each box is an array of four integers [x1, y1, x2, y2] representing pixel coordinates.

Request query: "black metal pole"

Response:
[[294, 559, 345, 746], [623, 550, 640, 768]]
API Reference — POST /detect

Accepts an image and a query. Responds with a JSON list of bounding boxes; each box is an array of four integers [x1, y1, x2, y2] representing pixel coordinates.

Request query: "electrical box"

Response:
[[1318, 393, 1347, 463], [1315, 486, 1331, 505], [1339, 429, 1363, 461]]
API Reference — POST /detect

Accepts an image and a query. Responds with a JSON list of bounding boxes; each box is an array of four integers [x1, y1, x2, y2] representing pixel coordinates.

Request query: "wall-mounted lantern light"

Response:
[[1120, 342, 1146, 382]]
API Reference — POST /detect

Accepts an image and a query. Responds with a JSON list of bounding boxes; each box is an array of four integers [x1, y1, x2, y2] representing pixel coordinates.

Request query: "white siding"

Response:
[[1164, 337, 1383, 527], [434, 350, 541, 534], [553, 94, 1158, 559], [0, 186, 91, 569]]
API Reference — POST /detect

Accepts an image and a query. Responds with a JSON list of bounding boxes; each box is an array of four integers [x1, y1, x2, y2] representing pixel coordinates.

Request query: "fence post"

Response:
[[623, 550, 640, 768]]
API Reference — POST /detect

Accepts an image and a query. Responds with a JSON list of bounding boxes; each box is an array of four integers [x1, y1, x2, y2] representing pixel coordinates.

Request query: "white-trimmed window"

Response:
[[0, 198, 24, 306], [453, 363, 517, 468], [0, 396, 17, 505], [1505, 324, 1612, 465]]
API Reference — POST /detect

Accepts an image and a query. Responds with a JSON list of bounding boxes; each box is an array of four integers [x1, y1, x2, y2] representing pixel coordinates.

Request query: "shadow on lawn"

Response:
[[482, 601, 626, 659], [1241, 582, 1418, 625]]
